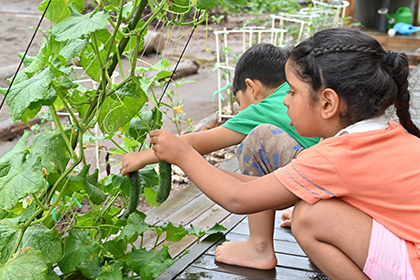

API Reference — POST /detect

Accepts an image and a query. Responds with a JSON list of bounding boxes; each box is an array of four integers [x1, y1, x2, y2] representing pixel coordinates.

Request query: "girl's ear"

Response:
[[320, 88, 342, 120]]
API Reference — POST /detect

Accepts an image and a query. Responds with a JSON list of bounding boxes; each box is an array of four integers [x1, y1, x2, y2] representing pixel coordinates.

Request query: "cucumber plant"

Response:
[[0, 0, 246, 279]]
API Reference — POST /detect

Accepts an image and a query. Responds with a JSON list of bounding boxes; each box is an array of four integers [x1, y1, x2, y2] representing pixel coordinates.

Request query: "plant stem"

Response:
[[82, 0, 148, 125], [50, 106, 78, 160], [32, 193, 49, 211], [9, 208, 44, 259]]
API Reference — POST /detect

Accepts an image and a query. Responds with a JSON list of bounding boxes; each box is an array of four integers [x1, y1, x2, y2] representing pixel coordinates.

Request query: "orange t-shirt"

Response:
[[275, 122, 420, 278]]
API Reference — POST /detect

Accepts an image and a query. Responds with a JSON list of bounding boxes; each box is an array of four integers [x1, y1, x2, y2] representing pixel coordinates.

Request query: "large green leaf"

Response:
[[98, 84, 147, 134], [31, 130, 72, 174], [61, 164, 90, 196], [0, 131, 30, 163], [127, 246, 175, 280], [221, 0, 248, 10], [79, 29, 113, 82], [23, 38, 49, 75], [172, 0, 190, 13], [118, 212, 150, 243], [85, 169, 107, 205], [6, 67, 53, 123], [0, 248, 48, 280], [51, 3, 109, 41], [77, 257, 102, 279], [195, 0, 218, 10], [0, 221, 62, 265], [58, 230, 100, 274], [59, 39, 88, 61], [0, 218, 20, 265], [97, 265, 123, 280], [38, 0, 85, 23], [0, 155, 45, 211], [20, 226, 62, 265]]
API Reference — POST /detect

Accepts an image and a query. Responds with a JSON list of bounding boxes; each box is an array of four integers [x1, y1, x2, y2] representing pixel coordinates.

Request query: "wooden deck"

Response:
[[147, 157, 328, 280]]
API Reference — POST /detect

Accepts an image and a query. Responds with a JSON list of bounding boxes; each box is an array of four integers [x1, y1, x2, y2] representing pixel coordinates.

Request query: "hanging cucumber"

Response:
[[156, 160, 172, 203], [123, 171, 141, 218]]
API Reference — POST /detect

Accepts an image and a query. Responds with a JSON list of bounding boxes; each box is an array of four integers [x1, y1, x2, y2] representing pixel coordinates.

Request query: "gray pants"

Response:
[[236, 124, 304, 176]]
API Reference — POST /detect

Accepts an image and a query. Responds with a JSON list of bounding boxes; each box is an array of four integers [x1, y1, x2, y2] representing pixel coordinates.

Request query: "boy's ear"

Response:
[[320, 88, 342, 120], [244, 78, 262, 100]]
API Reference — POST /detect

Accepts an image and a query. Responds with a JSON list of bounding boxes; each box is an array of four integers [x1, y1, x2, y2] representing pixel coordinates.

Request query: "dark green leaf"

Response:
[[98, 91, 147, 134], [221, 0, 248, 11], [61, 164, 90, 196], [6, 67, 53, 123], [195, 0, 219, 10], [23, 38, 48, 75], [160, 222, 188, 242], [118, 212, 150, 243], [85, 169, 107, 204], [0, 217, 20, 265], [59, 39, 88, 61], [126, 247, 154, 275], [77, 257, 102, 279], [46, 267, 61, 280], [172, 0, 190, 13], [140, 246, 175, 280], [0, 248, 48, 280], [58, 230, 100, 274], [97, 265, 123, 280], [0, 156, 45, 211], [20, 226, 63, 264], [102, 239, 127, 259], [31, 130, 72, 174], [52, 3, 109, 41]]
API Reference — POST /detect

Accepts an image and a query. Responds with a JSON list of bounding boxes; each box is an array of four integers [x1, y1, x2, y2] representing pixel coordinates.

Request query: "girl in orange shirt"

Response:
[[138, 28, 420, 279]]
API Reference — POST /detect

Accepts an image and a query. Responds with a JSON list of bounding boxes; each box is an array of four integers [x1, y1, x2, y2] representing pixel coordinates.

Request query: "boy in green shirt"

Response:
[[122, 43, 319, 269]]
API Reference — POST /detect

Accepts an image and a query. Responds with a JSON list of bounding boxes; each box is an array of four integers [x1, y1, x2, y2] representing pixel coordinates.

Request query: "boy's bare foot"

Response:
[[215, 239, 277, 270]]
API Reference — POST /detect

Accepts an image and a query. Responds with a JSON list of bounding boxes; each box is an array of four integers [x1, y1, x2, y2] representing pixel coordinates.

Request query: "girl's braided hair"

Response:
[[289, 27, 420, 137]]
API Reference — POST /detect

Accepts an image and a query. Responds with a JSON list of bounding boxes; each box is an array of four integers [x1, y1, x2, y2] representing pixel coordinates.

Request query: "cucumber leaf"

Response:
[[0, 248, 48, 280], [51, 3, 109, 41]]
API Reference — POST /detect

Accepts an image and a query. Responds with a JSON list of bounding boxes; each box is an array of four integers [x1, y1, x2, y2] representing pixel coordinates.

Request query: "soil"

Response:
[[0, 0, 245, 213]]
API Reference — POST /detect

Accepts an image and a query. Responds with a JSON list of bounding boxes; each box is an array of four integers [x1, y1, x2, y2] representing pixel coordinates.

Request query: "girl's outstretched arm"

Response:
[[150, 130, 299, 214]]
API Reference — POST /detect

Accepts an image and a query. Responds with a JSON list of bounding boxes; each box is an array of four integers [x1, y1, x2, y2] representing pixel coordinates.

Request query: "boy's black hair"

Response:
[[289, 27, 420, 138], [232, 43, 288, 96]]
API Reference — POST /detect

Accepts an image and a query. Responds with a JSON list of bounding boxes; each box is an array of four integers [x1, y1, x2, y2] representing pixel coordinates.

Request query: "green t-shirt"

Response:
[[222, 82, 320, 148]]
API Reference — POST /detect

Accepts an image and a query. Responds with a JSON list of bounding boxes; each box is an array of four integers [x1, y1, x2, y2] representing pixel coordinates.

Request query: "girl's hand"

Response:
[[150, 129, 190, 165], [121, 152, 144, 176]]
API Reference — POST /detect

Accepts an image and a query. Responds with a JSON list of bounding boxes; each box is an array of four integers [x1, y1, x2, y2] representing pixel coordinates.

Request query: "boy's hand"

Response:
[[150, 129, 190, 165], [121, 152, 144, 176]]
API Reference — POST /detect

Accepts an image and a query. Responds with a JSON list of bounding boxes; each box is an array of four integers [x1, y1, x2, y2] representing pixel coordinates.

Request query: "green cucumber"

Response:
[[156, 160, 172, 203], [123, 171, 141, 218]]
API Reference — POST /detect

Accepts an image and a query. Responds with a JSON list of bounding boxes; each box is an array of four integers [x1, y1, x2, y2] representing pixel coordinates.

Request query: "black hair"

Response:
[[232, 43, 288, 96], [288, 27, 420, 137]]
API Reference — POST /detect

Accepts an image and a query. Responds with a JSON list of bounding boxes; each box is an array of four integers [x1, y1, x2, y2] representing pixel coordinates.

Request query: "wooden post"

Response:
[[344, 0, 356, 23]]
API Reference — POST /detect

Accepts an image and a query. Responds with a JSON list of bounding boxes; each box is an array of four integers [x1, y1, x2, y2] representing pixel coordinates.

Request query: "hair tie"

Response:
[[384, 50, 398, 66]]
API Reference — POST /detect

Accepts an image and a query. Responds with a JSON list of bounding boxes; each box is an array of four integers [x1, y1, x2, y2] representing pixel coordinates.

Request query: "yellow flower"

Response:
[[173, 104, 184, 115]]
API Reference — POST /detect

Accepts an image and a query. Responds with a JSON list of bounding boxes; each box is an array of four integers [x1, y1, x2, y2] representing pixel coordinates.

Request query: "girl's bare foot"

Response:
[[215, 239, 277, 270]]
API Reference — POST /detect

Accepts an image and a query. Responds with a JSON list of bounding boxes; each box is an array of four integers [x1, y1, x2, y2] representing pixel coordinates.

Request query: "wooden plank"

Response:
[[176, 266, 263, 280], [213, 231, 306, 258], [204, 235, 323, 275], [217, 156, 240, 173], [157, 204, 235, 257], [145, 183, 203, 224], [187, 254, 327, 280], [139, 202, 233, 253], [155, 214, 246, 280], [231, 222, 297, 243]]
